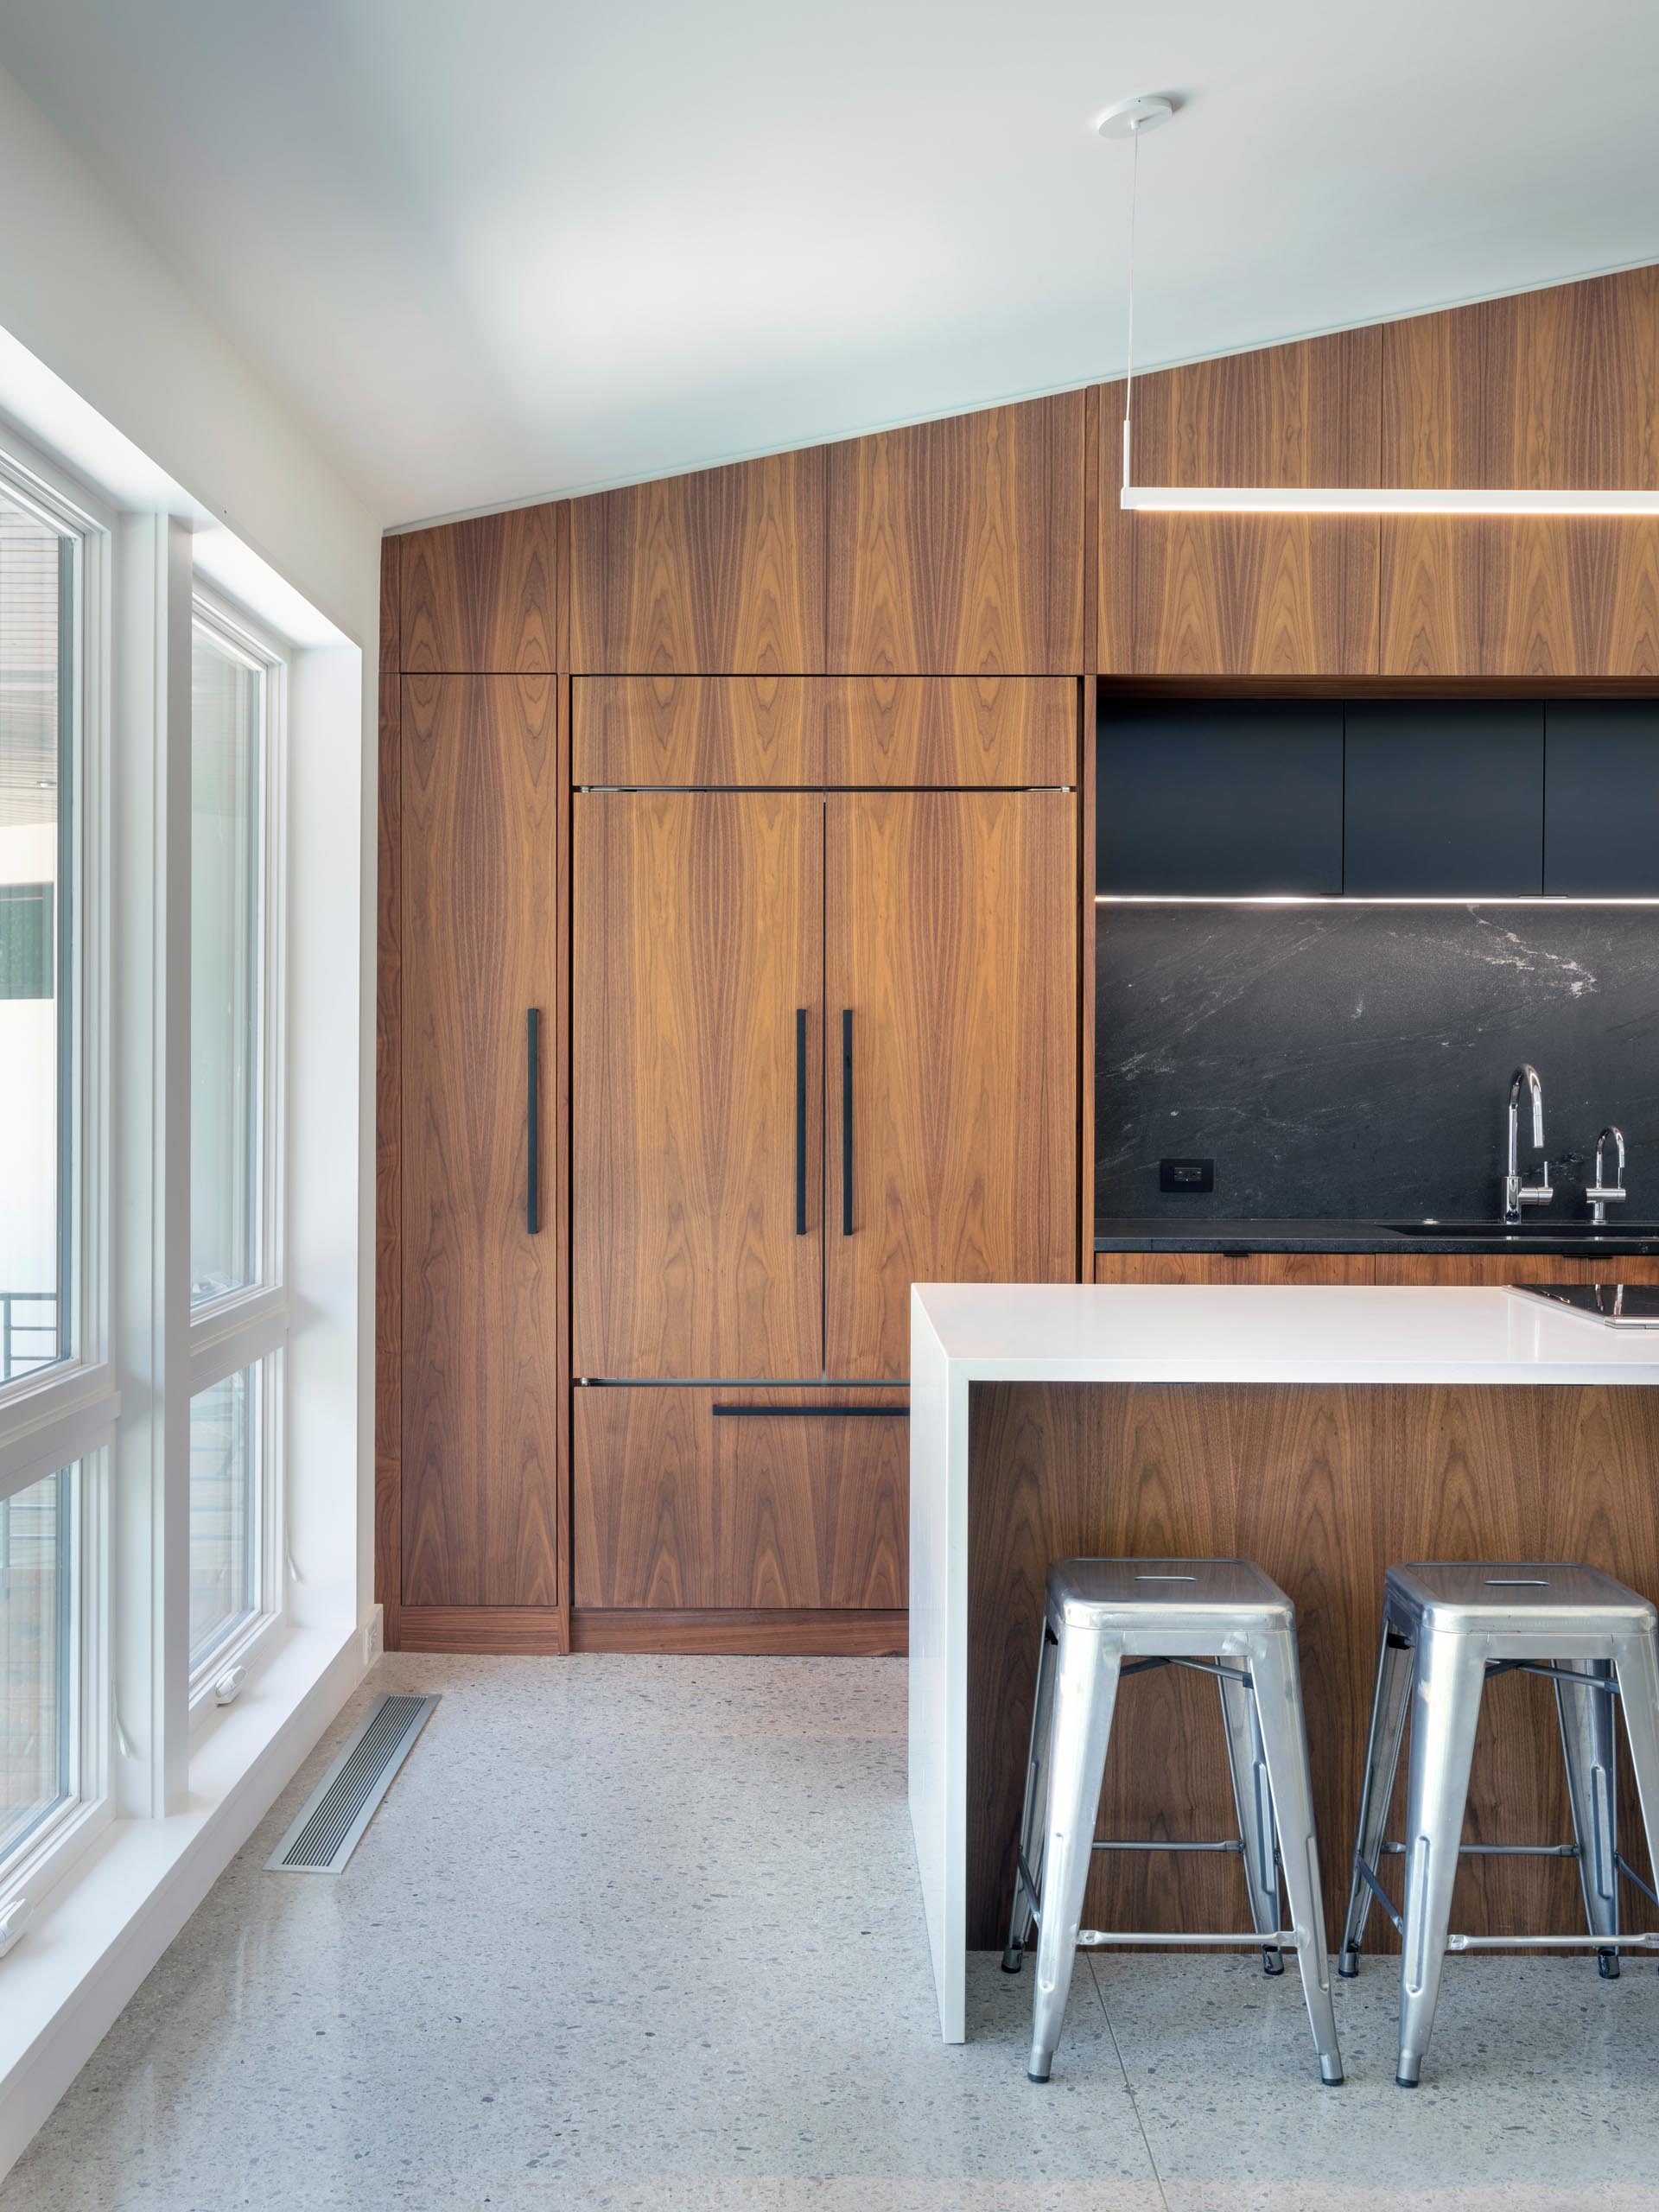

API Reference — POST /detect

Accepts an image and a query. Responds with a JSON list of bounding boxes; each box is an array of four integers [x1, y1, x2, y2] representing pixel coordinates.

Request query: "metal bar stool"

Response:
[[1339, 1561, 1659, 2087], [1002, 1557, 1343, 2088]]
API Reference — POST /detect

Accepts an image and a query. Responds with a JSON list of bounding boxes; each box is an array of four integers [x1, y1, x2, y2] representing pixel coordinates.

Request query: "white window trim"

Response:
[[184, 585, 289, 1713], [0, 436, 111, 1427], [188, 587, 288, 1320], [0, 1446, 112, 1916], [0, 428, 113, 1915], [186, 1350, 286, 1726]]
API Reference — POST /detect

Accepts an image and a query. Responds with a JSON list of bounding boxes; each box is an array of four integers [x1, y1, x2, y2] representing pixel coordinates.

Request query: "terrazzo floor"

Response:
[[6, 1653, 1659, 2212]]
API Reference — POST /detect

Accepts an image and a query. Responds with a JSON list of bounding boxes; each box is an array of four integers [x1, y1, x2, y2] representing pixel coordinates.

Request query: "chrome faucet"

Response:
[[1586, 1125, 1627, 1226], [1503, 1064, 1553, 1224]]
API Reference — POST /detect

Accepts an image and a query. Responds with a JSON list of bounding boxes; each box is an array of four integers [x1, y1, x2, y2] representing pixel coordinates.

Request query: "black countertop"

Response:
[[1094, 1216, 1659, 1256]]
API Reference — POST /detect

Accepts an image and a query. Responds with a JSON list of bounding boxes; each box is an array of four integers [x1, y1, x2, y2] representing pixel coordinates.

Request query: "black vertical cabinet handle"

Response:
[[525, 1007, 541, 1236], [794, 1008, 808, 1236], [842, 1007, 854, 1236]]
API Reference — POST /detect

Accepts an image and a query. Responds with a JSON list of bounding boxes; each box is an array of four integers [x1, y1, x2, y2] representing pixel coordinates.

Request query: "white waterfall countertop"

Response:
[[906, 1281, 1659, 2044]]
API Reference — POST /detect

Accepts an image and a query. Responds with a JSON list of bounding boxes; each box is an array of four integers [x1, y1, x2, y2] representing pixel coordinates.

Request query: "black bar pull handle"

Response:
[[794, 1008, 808, 1236], [841, 1007, 854, 1236], [525, 1007, 541, 1236], [713, 1403, 907, 1420]]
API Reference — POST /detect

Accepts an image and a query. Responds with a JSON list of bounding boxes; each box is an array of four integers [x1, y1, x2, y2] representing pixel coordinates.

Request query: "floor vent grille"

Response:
[[266, 1692, 438, 1874]]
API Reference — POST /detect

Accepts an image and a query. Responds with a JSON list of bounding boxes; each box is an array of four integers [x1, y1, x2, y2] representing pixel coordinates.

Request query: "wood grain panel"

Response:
[[573, 1387, 907, 1609], [570, 1607, 907, 1655], [573, 676, 822, 785], [1374, 1254, 1659, 1287], [1094, 1252, 1376, 1285], [397, 1606, 569, 1655], [1376, 302, 1487, 675], [1481, 268, 1659, 677], [823, 677, 1076, 786], [399, 505, 558, 675], [572, 792, 823, 1378], [827, 397, 1084, 676], [824, 791, 1078, 1378], [569, 449, 826, 676], [1096, 379, 1135, 675], [376, 538, 403, 1640], [1123, 330, 1380, 676], [965, 1380, 1659, 1951], [400, 676, 562, 1607]]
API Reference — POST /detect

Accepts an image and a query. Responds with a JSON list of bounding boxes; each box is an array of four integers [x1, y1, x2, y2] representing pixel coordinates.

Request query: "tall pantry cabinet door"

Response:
[[573, 792, 824, 1380], [823, 791, 1078, 1380], [400, 675, 562, 1607]]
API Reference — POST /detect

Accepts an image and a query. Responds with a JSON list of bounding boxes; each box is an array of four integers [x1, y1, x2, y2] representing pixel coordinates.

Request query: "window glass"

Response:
[[190, 626, 263, 1305], [0, 1467, 71, 1866], [0, 487, 72, 1377], [188, 1365, 257, 1668]]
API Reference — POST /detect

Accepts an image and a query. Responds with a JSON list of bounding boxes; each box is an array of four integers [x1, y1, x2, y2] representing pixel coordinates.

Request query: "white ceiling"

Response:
[[4, 1, 1657, 529]]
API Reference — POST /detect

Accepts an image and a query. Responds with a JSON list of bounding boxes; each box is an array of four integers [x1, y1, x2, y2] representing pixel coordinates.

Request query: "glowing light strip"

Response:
[[1120, 484, 1659, 516]]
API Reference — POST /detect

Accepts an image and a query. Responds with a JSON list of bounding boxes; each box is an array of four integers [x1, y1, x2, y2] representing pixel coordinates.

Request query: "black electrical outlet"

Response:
[[1160, 1157, 1215, 1195]]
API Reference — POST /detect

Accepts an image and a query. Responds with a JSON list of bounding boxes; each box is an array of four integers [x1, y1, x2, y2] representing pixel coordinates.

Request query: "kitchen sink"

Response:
[[1382, 1220, 1659, 1240]]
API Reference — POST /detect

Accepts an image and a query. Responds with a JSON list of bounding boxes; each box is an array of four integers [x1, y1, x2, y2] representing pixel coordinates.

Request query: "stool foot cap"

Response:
[[1026, 2069, 1052, 2085], [1395, 2074, 1420, 2089], [1001, 1948, 1024, 1974], [1319, 2071, 1344, 2088], [1338, 1947, 1360, 1980], [1262, 1949, 1285, 1977], [1598, 1951, 1621, 1980]]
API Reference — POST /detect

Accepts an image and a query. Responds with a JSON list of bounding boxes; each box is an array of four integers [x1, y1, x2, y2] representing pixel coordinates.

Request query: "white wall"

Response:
[[0, 53, 382, 1633]]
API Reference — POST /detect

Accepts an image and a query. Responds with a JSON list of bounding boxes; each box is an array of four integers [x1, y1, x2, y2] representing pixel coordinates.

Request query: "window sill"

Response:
[[0, 1615, 365, 2182]]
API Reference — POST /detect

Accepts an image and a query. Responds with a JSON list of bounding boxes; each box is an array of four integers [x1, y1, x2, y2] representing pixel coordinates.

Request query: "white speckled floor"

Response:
[[6, 1654, 1659, 2211]]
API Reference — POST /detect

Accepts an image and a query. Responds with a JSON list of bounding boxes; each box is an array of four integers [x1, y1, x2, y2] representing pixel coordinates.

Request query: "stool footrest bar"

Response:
[[1446, 1931, 1659, 1952], [1615, 1852, 1659, 1910], [1378, 1840, 1581, 1859], [1077, 1929, 1307, 1949], [1090, 1838, 1245, 1853], [1353, 1854, 1406, 1936]]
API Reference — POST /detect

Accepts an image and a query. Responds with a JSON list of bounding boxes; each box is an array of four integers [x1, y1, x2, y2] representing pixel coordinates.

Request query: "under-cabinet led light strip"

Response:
[[1102, 95, 1659, 518], [1095, 893, 1659, 907]]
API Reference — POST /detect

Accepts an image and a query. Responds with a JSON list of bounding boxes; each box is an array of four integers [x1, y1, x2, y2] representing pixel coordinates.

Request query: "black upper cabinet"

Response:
[[1343, 700, 1544, 896], [1545, 701, 1659, 894], [1097, 701, 1343, 895]]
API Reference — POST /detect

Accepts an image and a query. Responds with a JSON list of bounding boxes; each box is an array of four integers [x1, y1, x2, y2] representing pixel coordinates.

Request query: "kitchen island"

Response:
[[908, 1281, 1659, 2042]]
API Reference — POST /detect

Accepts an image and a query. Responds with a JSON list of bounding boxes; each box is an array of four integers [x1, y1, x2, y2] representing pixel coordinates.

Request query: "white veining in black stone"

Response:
[[1095, 905, 1659, 1223]]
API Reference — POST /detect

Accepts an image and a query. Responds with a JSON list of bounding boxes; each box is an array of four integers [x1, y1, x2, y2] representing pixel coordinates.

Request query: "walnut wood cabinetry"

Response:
[[1094, 1252, 1376, 1285], [398, 675, 563, 1613], [570, 677, 1079, 1634]]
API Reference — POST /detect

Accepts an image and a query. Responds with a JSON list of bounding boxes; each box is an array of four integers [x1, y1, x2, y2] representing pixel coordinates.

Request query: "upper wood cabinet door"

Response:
[[823, 677, 1076, 786], [1480, 269, 1659, 677], [1114, 332, 1380, 676], [569, 450, 826, 676], [398, 506, 559, 675], [573, 791, 824, 1378], [826, 397, 1085, 676], [574, 677, 823, 785], [400, 675, 562, 1607], [1376, 302, 1486, 675], [823, 790, 1078, 1379]]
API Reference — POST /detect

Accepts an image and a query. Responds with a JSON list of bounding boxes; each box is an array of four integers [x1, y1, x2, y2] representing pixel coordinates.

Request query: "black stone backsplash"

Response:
[[1095, 905, 1659, 1223]]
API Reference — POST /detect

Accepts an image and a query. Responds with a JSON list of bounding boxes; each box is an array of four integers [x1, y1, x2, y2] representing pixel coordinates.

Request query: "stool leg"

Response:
[[1245, 1625, 1344, 2086], [1027, 1624, 1120, 2084], [1396, 1627, 1484, 2088], [1555, 1658, 1620, 1979], [1004, 1622, 1060, 1971], [1217, 1663, 1283, 1974], [1611, 1626, 1659, 1925], [1339, 1629, 1414, 1977]]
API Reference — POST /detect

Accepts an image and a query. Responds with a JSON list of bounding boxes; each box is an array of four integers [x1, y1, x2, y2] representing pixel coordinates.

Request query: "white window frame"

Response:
[[0, 428, 115, 1910], [184, 585, 289, 1715], [0, 1447, 112, 1914]]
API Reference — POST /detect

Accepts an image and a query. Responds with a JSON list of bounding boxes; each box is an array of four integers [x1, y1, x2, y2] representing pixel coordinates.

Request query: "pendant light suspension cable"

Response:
[[1097, 91, 1659, 516]]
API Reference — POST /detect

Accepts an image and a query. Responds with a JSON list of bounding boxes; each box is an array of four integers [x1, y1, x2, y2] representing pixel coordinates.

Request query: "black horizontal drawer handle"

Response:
[[712, 1403, 908, 1420]]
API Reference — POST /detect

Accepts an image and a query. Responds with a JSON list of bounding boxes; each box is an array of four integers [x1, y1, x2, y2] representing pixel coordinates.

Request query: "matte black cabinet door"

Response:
[[1096, 700, 1343, 895], [1343, 700, 1544, 895], [1545, 701, 1659, 894]]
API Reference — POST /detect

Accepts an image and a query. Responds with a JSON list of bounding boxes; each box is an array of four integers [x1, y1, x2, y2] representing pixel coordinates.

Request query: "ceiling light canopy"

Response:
[[1100, 98, 1659, 518]]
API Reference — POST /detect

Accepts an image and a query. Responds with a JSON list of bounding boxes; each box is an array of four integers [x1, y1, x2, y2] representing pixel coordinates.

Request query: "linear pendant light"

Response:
[[1099, 94, 1659, 518]]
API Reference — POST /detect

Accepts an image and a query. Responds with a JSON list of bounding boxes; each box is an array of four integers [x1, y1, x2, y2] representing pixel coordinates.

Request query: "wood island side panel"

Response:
[[965, 1379, 1659, 1952]]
